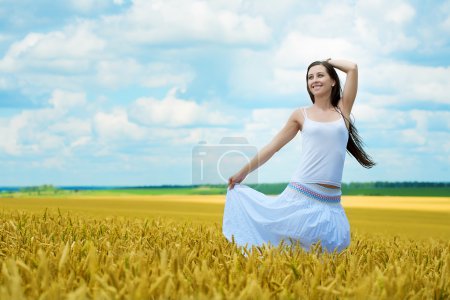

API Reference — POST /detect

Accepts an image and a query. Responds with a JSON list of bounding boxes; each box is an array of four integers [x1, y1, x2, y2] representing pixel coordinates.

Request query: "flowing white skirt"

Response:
[[222, 182, 350, 252]]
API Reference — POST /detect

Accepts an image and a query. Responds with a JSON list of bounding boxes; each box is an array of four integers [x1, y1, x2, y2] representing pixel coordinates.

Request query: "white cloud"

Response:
[[370, 149, 418, 170], [245, 108, 292, 133], [351, 105, 410, 129], [1, 22, 104, 68], [49, 90, 87, 112], [270, 68, 305, 95], [71, 0, 96, 12], [351, 106, 450, 161], [363, 63, 450, 104], [0, 22, 105, 93], [96, 59, 194, 89], [433, 1, 450, 31], [94, 108, 146, 141], [32, 156, 65, 170], [0, 33, 43, 72], [0, 118, 22, 155], [70, 136, 92, 149], [385, 2, 415, 24], [0, 77, 8, 89], [100, 0, 271, 45], [274, 33, 366, 69], [242, 107, 297, 150], [70, 0, 112, 13], [0, 90, 90, 156], [280, 0, 417, 57], [355, 0, 417, 53], [34, 25, 105, 59], [129, 88, 235, 127], [238, 0, 304, 24], [352, 105, 450, 131], [0, 33, 11, 43], [49, 117, 92, 137], [400, 129, 426, 146], [95, 59, 140, 87], [228, 49, 274, 98], [0, 109, 67, 156], [441, 0, 450, 32], [409, 110, 450, 131], [290, 1, 356, 39], [443, 16, 450, 31], [443, 140, 450, 157]]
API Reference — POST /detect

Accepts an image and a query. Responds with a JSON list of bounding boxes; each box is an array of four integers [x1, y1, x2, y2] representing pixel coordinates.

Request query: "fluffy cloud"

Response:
[[129, 88, 235, 127], [283, 0, 417, 56], [274, 33, 367, 69], [70, 0, 114, 13], [355, 0, 417, 53], [94, 109, 146, 141], [245, 108, 292, 133], [362, 63, 450, 104], [0, 22, 105, 95], [100, 0, 272, 45], [353, 105, 450, 130], [0, 90, 90, 155], [96, 60, 194, 89], [0, 22, 104, 73], [49, 118, 92, 138], [49, 89, 86, 111], [351, 105, 450, 162]]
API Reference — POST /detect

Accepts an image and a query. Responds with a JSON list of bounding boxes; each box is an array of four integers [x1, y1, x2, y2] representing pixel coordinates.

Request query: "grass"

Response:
[[1, 211, 449, 299], [1, 192, 449, 298], [1, 194, 449, 240], [3, 184, 450, 197], [341, 187, 450, 197], [77, 186, 450, 197]]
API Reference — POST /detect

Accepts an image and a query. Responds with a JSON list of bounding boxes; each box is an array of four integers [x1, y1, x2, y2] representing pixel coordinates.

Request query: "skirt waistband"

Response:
[[288, 182, 341, 203]]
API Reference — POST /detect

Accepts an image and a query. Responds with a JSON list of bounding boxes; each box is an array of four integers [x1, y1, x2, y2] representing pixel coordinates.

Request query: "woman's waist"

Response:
[[287, 182, 342, 203], [289, 175, 342, 188]]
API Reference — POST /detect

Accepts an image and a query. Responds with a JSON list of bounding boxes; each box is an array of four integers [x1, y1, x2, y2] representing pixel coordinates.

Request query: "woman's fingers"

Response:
[[228, 177, 234, 190], [228, 173, 244, 190]]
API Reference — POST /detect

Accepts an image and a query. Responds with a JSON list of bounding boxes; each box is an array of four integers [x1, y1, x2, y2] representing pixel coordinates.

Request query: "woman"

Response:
[[222, 58, 375, 252]]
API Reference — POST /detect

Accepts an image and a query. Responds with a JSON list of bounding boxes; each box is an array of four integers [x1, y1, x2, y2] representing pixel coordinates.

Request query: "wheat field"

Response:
[[2, 194, 450, 239], [1, 209, 449, 299]]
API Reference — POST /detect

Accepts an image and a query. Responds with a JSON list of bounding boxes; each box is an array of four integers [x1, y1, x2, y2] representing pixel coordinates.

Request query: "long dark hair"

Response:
[[306, 61, 375, 168]]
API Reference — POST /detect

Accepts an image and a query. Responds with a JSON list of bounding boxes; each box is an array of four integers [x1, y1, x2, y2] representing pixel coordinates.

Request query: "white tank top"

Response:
[[290, 108, 349, 187]]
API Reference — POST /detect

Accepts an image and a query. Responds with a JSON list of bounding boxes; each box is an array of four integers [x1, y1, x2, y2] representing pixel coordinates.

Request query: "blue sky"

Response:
[[0, 0, 449, 186]]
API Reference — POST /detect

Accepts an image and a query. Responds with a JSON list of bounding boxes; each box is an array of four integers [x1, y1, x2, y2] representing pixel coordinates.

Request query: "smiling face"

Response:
[[307, 64, 336, 98]]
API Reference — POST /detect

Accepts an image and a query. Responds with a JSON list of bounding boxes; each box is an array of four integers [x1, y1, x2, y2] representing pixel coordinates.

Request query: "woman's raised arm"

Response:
[[327, 59, 358, 116]]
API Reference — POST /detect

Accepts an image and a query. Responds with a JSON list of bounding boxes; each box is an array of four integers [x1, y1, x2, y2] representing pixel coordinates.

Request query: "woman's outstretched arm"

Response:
[[328, 59, 358, 116], [228, 110, 301, 189]]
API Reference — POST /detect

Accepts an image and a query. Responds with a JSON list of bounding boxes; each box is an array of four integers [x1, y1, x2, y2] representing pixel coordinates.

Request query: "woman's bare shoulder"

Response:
[[290, 107, 307, 130]]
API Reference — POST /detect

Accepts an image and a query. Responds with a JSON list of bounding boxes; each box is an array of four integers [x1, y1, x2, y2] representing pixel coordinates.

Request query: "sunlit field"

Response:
[[1, 193, 449, 239], [1, 192, 449, 298]]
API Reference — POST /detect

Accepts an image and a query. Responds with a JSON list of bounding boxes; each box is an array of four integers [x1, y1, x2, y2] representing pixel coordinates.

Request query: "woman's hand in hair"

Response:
[[326, 58, 358, 116]]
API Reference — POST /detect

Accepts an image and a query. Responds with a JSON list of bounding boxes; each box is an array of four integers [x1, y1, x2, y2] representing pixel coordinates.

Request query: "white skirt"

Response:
[[222, 182, 350, 252]]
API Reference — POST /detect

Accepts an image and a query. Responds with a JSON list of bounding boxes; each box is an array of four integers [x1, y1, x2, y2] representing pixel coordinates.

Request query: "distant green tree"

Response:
[[19, 184, 59, 195]]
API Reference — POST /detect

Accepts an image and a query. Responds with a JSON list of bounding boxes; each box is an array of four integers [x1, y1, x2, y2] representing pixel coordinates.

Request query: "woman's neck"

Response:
[[313, 96, 334, 110]]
